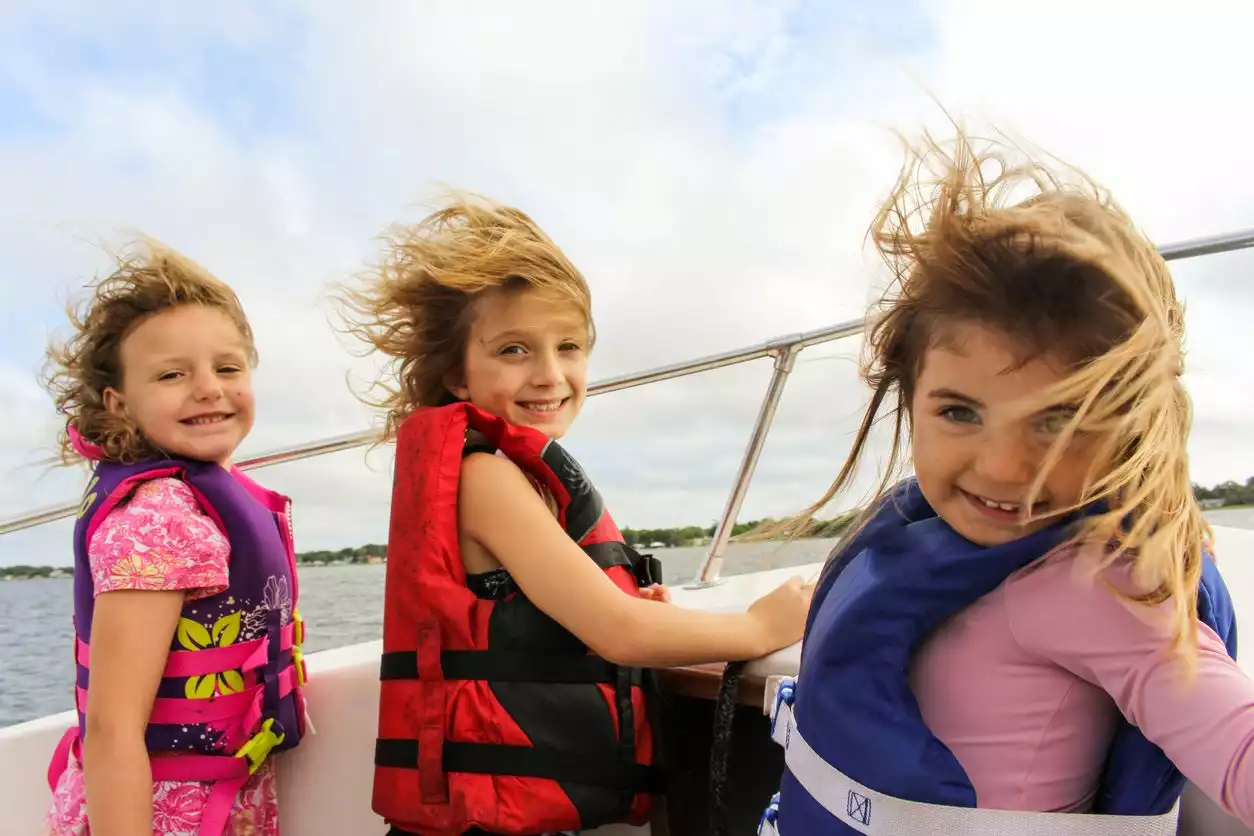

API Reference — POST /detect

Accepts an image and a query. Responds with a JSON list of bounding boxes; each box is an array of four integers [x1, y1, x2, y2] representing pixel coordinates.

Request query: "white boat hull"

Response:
[[2, 531, 1250, 835]]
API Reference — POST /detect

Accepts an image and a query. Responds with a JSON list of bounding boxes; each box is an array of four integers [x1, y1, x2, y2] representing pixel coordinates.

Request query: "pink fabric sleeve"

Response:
[[1007, 556, 1254, 827], [87, 477, 230, 600]]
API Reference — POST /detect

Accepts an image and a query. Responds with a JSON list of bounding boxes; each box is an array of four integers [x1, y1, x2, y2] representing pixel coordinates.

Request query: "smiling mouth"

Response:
[[517, 398, 568, 415], [960, 488, 1050, 517], [181, 413, 233, 426]]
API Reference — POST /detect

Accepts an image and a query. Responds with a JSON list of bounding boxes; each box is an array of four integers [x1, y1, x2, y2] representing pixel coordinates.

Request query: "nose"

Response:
[[190, 367, 225, 402], [972, 426, 1035, 486], [529, 349, 563, 388]]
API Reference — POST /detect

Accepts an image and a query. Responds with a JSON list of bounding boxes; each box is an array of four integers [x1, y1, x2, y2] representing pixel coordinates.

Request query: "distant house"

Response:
[[1199, 498, 1225, 509]]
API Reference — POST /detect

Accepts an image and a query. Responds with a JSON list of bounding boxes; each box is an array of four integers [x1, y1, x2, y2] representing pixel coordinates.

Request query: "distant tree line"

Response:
[[621, 511, 859, 549], [295, 543, 387, 565], [0, 564, 66, 579], [1194, 477, 1254, 508], [5, 480, 1248, 580]]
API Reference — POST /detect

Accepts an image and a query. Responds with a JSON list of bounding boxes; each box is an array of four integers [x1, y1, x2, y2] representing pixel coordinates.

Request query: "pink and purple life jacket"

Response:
[[47, 450, 309, 836]]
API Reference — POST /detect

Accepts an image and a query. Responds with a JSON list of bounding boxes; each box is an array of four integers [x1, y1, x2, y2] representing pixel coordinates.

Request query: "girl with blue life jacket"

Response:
[[336, 193, 815, 836], [41, 241, 309, 836], [759, 131, 1253, 835]]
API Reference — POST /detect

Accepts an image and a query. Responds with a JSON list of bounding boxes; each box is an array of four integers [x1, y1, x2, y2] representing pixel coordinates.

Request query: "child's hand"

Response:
[[746, 576, 814, 652], [638, 583, 672, 604]]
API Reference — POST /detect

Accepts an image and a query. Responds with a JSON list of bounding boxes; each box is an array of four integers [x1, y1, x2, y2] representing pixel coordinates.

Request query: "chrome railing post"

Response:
[[1159, 228, 1254, 261], [687, 343, 801, 589]]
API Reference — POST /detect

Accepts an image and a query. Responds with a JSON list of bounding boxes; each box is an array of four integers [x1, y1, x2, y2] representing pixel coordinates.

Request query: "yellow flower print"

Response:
[[77, 476, 99, 520], [178, 611, 246, 698], [107, 554, 169, 590]]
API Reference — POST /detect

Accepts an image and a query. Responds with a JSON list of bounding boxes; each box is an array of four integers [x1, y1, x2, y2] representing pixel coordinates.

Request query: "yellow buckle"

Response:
[[292, 608, 306, 645], [235, 718, 286, 775], [292, 646, 307, 686], [291, 609, 307, 686]]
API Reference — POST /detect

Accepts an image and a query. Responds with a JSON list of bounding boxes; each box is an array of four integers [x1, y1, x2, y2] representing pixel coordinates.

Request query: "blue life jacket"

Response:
[[773, 478, 1238, 834]]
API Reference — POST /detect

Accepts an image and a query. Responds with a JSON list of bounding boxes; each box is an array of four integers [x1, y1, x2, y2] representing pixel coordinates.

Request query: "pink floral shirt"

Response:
[[46, 478, 280, 836]]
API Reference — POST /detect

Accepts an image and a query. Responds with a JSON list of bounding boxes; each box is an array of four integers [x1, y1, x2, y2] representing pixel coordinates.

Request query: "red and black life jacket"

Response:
[[373, 402, 665, 836]]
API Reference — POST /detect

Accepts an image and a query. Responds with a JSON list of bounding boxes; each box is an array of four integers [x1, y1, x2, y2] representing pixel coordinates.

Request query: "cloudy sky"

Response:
[[3, 0, 1253, 569]]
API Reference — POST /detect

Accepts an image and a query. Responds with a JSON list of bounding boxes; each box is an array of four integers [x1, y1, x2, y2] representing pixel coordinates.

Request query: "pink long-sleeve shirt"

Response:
[[907, 549, 1254, 826]]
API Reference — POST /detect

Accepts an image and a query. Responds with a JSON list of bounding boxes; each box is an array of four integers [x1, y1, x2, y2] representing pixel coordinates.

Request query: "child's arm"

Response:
[[83, 589, 184, 836], [1009, 558, 1254, 827], [459, 452, 811, 668]]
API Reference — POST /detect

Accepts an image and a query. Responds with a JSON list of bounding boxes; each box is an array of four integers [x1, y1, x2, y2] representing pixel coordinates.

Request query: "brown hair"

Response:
[[335, 191, 594, 441], [42, 238, 257, 464], [780, 129, 1206, 667]]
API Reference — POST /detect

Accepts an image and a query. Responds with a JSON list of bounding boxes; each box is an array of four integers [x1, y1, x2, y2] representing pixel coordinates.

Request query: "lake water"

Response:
[[4, 506, 1252, 729], [0, 537, 841, 728]]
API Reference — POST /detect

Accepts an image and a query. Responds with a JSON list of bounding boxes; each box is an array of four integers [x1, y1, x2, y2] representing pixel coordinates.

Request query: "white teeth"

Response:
[[979, 497, 1020, 512], [520, 400, 563, 413], [186, 415, 227, 425]]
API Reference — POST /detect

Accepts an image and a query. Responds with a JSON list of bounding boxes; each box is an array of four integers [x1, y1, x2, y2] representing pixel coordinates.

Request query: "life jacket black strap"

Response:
[[583, 541, 633, 571], [379, 649, 633, 684], [583, 541, 665, 588], [633, 552, 664, 587], [374, 739, 666, 794]]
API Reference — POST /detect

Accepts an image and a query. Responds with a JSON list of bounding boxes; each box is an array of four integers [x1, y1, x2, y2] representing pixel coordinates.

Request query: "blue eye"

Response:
[[939, 405, 980, 425], [1036, 411, 1075, 435]]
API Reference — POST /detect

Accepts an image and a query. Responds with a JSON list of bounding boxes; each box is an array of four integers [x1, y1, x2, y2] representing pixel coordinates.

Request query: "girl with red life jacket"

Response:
[[42, 240, 309, 836], [336, 193, 814, 836], [756, 131, 1252, 835]]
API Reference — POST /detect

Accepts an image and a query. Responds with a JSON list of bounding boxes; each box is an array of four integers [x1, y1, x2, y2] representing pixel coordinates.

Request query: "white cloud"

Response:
[[3, 0, 1254, 570]]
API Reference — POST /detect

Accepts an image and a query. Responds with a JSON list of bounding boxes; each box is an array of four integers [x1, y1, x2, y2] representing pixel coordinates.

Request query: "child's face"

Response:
[[909, 321, 1100, 547], [450, 288, 589, 439], [104, 304, 255, 467]]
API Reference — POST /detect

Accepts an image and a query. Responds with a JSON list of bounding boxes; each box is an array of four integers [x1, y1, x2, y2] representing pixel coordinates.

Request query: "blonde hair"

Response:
[[42, 238, 257, 465], [787, 129, 1207, 667], [335, 192, 594, 441]]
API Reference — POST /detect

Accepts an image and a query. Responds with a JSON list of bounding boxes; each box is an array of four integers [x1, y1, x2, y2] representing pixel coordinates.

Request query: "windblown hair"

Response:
[[335, 192, 594, 442], [785, 129, 1207, 666], [42, 239, 257, 465]]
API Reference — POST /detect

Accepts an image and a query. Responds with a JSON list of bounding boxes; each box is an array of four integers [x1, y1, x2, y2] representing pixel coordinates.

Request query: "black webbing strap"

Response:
[[379, 649, 622, 684]]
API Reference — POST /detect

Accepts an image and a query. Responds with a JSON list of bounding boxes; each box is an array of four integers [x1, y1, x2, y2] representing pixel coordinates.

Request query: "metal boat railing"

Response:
[[3, 227, 1254, 588]]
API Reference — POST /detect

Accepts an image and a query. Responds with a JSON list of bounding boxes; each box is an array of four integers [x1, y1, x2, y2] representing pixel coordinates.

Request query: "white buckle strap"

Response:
[[767, 679, 1179, 836], [758, 791, 781, 836]]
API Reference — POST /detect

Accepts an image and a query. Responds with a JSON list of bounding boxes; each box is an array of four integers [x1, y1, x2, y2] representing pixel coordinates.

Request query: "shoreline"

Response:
[[0, 534, 834, 581], [5, 505, 1251, 581]]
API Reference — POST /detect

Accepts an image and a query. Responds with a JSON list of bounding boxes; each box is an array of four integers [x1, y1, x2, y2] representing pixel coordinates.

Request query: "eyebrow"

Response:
[[482, 327, 584, 344], [483, 329, 530, 343], [926, 388, 984, 407], [145, 349, 247, 366]]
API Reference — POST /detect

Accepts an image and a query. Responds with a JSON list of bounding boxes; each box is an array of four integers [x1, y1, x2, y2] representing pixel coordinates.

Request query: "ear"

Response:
[[102, 387, 127, 417], [443, 370, 469, 401]]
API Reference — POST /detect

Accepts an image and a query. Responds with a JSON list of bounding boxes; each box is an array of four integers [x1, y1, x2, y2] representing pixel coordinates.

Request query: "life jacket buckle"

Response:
[[292, 608, 306, 645], [758, 791, 781, 836], [235, 717, 286, 775], [291, 609, 307, 686], [768, 676, 796, 731]]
